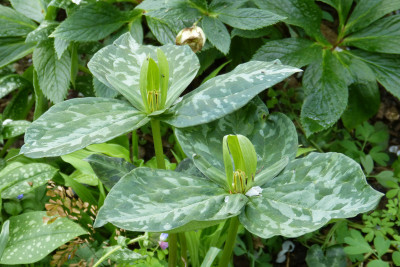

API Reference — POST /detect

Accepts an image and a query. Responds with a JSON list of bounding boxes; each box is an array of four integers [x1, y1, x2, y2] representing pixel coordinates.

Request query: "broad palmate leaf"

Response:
[[21, 98, 150, 158], [239, 152, 383, 238], [0, 211, 87, 264], [95, 168, 248, 232]]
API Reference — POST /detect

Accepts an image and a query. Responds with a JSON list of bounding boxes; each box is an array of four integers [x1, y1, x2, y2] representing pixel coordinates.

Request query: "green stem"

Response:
[[0, 137, 17, 157], [150, 119, 166, 169], [168, 233, 178, 267], [179, 233, 187, 266], [92, 235, 146, 267], [218, 217, 240, 267], [131, 130, 139, 161], [97, 181, 106, 208]]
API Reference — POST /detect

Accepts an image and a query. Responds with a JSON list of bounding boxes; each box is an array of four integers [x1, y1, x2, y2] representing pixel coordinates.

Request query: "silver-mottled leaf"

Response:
[[88, 32, 199, 111], [239, 152, 383, 238], [21, 97, 150, 158], [95, 168, 248, 232], [2, 120, 31, 139], [175, 98, 298, 174], [25, 21, 59, 43], [10, 0, 46, 23], [165, 61, 300, 127], [0, 211, 87, 264], [0, 163, 57, 199], [93, 77, 119, 98], [85, 154, 135, 189], [0, 38, 36, 68], [0, 74, 30, 99], [0, 5, 37, 37]]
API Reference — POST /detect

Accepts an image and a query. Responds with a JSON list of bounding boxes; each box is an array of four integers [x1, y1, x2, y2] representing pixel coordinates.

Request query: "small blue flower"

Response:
[[17, 194, 23, 200], [159, 233, 168, 241], [68, 254, 71, 259]]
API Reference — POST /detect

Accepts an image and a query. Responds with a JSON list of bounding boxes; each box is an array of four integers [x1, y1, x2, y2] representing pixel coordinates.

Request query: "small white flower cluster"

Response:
[[72, 0, 82, 4]]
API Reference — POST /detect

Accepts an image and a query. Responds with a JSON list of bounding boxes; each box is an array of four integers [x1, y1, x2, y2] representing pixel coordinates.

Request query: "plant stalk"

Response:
[[150, 119, 166, 169], [218, 216, 240, 267], [168, 233, 178, 267]]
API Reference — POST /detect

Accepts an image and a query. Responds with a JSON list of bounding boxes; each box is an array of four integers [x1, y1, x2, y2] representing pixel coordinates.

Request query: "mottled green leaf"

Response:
[[0, 211, 87, 264], [10, 0, 47, 23], [217, 8, 284, 30], [51, 2, 132, 42], [165, 61, 300, 127], [95, 168, 248, 232], [54, 37, 70, 60], [253, 0, 322, 38], [344, 15, 400, 54], [2, 120, 31, 139], [0, 74, 30, 98], [21, 98, 150, 158], [348, 50, 400, 99], [0, 221, 9, 260], [0, 5, 37, 37], [88, 33, 199, 111], [344, 0, 400, 35], [0, 163, 57, 199], [252, 38, 322, 68], [240, 153, 383, 238], [175, 98, 298, 174], [85, 154, 135, 189], [341, 82, 380, 130], [93, 77, 119, 98], [106, 247, 146, 263], [301, 50, 349, 136], [25, 20, 59, 43], [0, 38, 36, 68], [305, 245, 347, 267], [33, 40, 71, 103], [201, 16, 230, 55]]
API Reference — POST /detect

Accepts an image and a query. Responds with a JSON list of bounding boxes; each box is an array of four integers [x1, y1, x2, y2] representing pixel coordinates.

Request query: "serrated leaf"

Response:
[[240, 153, 383, 238], [165, 61, 300, 127], [305, 244, 347, 267], [252, 38, 322, 68], [344, 15, 400, 54], [10, 0, 46, 23], [0, 211, 87, 264], [231, 27, 274, 39], [344, 0, 400, 35], [175, 97, 298, 176], [145, 16, 176, 45], [54, 37, 70, 59], [374, 235, 390, 258], [201, 16, 230, 55], [88, 32, 199, 110], [85, 154, 135, 189], [253, 0, 323, 39], [217, 8, 284, 30], [25, 20, 59, 43], [129, 16, 143, 44], [0, 74, 31, 98], [318, 0, 352, 27], [0, 38, 36, 68], [33, 40, 71, 103], [0, 5, 37, 37], [95, 168, 248, 232], [301, 50, 349, 136], [347, 50, 400, 99], [341, 82, 380, 130], [2, 120, 31, 139], [51, 2, 132, 42], [0, 163, 57, 199], [21, 98, 150, 158], [368, 260, 390, 267]]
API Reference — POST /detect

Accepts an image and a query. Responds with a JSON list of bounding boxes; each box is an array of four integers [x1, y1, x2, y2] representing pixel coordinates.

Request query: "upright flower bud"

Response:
[[176, 26, 206, 53], [222, 135, 257, 194]]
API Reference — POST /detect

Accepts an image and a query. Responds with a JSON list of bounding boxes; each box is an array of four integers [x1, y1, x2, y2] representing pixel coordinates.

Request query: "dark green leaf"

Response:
[[54, 37, 70, 59], [0, 74, 31, 98], [51, 2, 133, 42], [217, 8, 284, 30], [25, 20, 59, 43], [85, 154, 135, 189], [305, 245, 347, 267], [33, 40, 71, 103], [301, 50, 349, 136], [0, 38, 36, 68], [145, 16, 176, 45], [10, 0, 46, 23], [252, 38, 322, 68], [93, 77, 119, 98], [21, 98, 150, 158], [201, 16, 230, 55], [0, 5, 37, 37]]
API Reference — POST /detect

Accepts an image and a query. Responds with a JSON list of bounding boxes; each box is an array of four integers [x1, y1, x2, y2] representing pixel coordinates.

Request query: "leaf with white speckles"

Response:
[[164, 61, 301, 127], [175, 97, 298, 175], [95, 167, 248, 232], [0, 74, 31, 99], [0, 211, 87, 264], [2, 120, 30, 139], [21, 97, 150, 158], [88, 32, 199, 111], [0, 5, 37, 37], [0, 163, 57, 199], [239, 152, 383, 239], [0, 38, 36, 68]]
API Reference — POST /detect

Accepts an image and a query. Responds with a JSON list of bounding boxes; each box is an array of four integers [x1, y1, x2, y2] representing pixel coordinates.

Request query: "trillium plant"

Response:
[[20, 32, 383, 266]]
